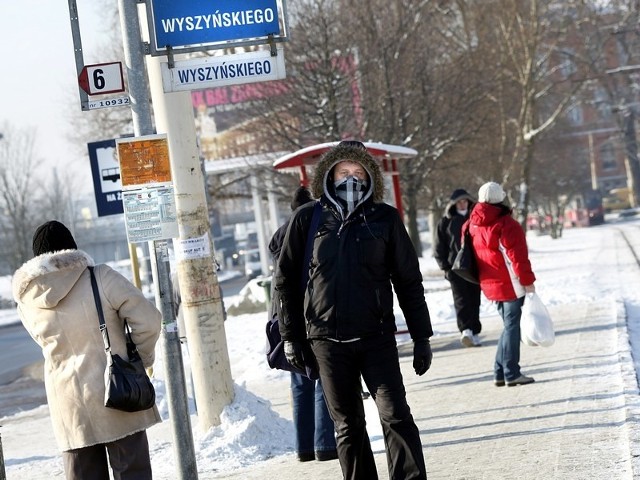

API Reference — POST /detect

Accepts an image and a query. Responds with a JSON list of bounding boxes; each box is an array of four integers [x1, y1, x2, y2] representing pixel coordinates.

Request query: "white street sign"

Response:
[[87, 96, 131, 110], [160, 45, 286, 93], [79, 62, 125, 95]]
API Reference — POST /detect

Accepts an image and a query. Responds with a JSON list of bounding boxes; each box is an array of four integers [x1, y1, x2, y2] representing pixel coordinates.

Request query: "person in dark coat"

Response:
[[434, 188, 483, 347], [275, 140, 433, 480], [464, 182, 537, 387], [268, 186, 338, 463]]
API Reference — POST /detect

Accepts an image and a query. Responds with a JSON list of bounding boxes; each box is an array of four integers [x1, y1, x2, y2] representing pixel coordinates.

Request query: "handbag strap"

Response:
[[300, 201, 322, 293], [88, 266, 112, 353]]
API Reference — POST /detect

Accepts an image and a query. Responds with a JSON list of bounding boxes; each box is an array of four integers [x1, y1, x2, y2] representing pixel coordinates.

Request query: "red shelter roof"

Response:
[[272, 141, 417, 169]]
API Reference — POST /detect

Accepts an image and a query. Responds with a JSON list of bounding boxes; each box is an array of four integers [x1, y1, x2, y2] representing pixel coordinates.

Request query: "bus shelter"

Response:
[[272, 142, 417, 219]]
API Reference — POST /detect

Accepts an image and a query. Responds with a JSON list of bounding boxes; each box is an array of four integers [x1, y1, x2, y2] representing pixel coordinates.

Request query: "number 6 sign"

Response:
[[78, 62, 125, 96]]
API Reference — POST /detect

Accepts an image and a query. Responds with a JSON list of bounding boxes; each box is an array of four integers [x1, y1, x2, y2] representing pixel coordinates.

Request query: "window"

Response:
[[566, 105, 583, 125], [599, 143, 617, 171]]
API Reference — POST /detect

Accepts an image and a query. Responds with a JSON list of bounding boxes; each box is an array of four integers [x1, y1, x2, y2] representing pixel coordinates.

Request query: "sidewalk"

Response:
[[202, 299, 640, 479]]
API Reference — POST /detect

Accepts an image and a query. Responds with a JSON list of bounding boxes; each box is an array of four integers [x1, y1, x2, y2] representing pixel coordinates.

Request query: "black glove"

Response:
[[444, 270, 452, 281], [284, 341, 305, 371], [413, 338, 433, 376]]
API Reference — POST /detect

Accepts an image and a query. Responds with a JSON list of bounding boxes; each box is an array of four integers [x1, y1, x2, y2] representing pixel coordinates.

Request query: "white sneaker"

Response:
[[460, 329, 474, 347], [472, 334, 482, 346]]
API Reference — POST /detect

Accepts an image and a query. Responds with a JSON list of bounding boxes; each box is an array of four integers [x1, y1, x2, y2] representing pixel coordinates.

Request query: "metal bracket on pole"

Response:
[[143, 42, 151, 56], [167, 45, 175, 69], [267, 34, 277, 57]]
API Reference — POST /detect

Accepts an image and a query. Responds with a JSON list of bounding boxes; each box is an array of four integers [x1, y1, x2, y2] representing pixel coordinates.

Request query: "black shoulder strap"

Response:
[[88, 266, 111, 353], [300, 201, 322, 292]]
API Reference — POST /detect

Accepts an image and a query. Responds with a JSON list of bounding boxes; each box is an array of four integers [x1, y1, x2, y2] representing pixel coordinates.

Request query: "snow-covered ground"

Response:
[[1, 212, 640, 478]]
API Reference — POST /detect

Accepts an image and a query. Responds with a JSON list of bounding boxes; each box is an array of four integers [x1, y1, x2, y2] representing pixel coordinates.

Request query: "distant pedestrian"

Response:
[[269, 185, 338, 463], [434, 188, 483, 347], [12, 220, 162, 479], [275, 141, 432, 479], [464, 182, 537, 387]]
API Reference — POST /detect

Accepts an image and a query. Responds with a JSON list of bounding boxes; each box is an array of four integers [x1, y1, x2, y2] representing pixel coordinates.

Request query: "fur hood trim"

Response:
[[12, 250, 94, 301], [311, 144, 385, 202], [444, 192, 475, 218]]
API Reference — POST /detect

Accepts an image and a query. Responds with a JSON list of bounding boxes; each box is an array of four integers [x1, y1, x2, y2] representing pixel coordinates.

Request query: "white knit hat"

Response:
[[478, 182, 506, 204]]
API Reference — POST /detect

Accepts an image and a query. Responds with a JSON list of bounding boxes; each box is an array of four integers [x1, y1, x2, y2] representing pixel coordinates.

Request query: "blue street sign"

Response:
[[88, 139, 124, 217], [149, 0, 281, 51]]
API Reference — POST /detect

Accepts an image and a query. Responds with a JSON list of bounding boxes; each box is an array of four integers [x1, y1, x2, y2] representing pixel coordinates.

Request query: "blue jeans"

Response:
[[495, 297, 525, 382], [291, 372, 336, 455]]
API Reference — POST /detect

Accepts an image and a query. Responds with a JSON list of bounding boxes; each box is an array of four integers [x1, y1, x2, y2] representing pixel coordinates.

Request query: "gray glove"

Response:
[[413, 338, 433, 376], [284, 340, 305, 371]]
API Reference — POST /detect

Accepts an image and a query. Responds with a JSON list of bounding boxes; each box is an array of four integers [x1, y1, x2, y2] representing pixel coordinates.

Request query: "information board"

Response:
[[122, 186, 179, 243], [116, 134, 172, 188]]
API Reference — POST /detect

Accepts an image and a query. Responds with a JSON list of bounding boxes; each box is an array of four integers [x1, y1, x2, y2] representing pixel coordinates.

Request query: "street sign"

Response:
[[160, 45, 286, 92], [87, 139, 124, 217], [146, 0, 287, 55], [78, 62, 125, 95]]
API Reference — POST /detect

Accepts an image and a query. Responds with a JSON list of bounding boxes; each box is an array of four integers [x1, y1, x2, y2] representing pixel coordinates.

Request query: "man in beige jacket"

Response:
[[12, 220, 162, 480]]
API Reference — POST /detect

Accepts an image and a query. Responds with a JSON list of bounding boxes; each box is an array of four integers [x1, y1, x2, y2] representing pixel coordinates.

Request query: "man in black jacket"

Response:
[[275, 141, 433, 480]]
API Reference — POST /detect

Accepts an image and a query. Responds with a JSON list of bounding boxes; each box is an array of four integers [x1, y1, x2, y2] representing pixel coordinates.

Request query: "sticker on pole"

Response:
[[79, 62, 125, 96]]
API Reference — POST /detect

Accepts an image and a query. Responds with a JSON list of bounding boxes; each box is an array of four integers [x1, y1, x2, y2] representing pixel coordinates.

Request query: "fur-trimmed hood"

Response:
[[311, 143, 385, 203], [444, 189, 475, 218], [12, 250, 94, 308]]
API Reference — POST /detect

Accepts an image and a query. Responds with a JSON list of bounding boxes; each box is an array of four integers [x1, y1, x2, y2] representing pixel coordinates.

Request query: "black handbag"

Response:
[[266, 316, 319, 379], [451, 228, 479, 284], [89, 267, 156, 412]]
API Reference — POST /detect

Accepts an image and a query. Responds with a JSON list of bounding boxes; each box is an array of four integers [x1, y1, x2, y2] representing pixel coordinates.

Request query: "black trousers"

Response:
[[62, 430, 152, 480], [311, 334, 427, 480], [448, 273, 482, 334]]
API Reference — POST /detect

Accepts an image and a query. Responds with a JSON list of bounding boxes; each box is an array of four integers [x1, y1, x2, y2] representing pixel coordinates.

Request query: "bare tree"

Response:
[[476, 0, 593, 227], [0, 124, 47, 271]]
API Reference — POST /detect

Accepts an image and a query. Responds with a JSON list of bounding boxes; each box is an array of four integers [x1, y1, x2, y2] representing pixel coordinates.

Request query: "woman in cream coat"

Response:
[[12, 220, 162, 480]]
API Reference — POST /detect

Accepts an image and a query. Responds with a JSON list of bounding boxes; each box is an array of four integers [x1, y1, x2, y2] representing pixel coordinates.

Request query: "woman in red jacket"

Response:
[[464, 182, 537, 387]]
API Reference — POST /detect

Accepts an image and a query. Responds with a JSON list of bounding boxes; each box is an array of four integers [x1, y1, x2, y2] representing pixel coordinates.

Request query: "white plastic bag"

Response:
[[520, 292, 555, 347]]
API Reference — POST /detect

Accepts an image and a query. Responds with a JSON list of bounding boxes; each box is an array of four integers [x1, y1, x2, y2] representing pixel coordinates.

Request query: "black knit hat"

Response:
[[32, 221, 78, 256], [290, 186, 313, 211]]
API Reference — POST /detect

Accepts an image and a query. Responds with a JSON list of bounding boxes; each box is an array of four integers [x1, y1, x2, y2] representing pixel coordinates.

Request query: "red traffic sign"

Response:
[[78, 62, 125, 96]]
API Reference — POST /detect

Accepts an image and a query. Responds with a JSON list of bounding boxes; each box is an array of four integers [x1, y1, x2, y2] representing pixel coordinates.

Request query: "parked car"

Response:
[[603, 187, 631, 212]]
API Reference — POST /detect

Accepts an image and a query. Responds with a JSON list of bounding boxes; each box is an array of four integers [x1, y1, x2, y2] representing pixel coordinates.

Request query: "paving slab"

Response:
[[200, 300, 637, 479]]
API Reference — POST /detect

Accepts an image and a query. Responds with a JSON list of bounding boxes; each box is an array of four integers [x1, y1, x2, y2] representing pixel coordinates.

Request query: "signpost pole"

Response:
[[146, 52, 234, 431], [117, 1, 197, 478]]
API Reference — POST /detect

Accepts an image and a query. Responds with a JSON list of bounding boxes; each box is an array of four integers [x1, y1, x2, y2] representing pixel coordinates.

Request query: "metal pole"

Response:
[[117, 0, 197, 478], [251, 175, 271, 276], [149, 242, 198, 478], [0, 426, 6, 480], [66, 0, 89, 110]]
